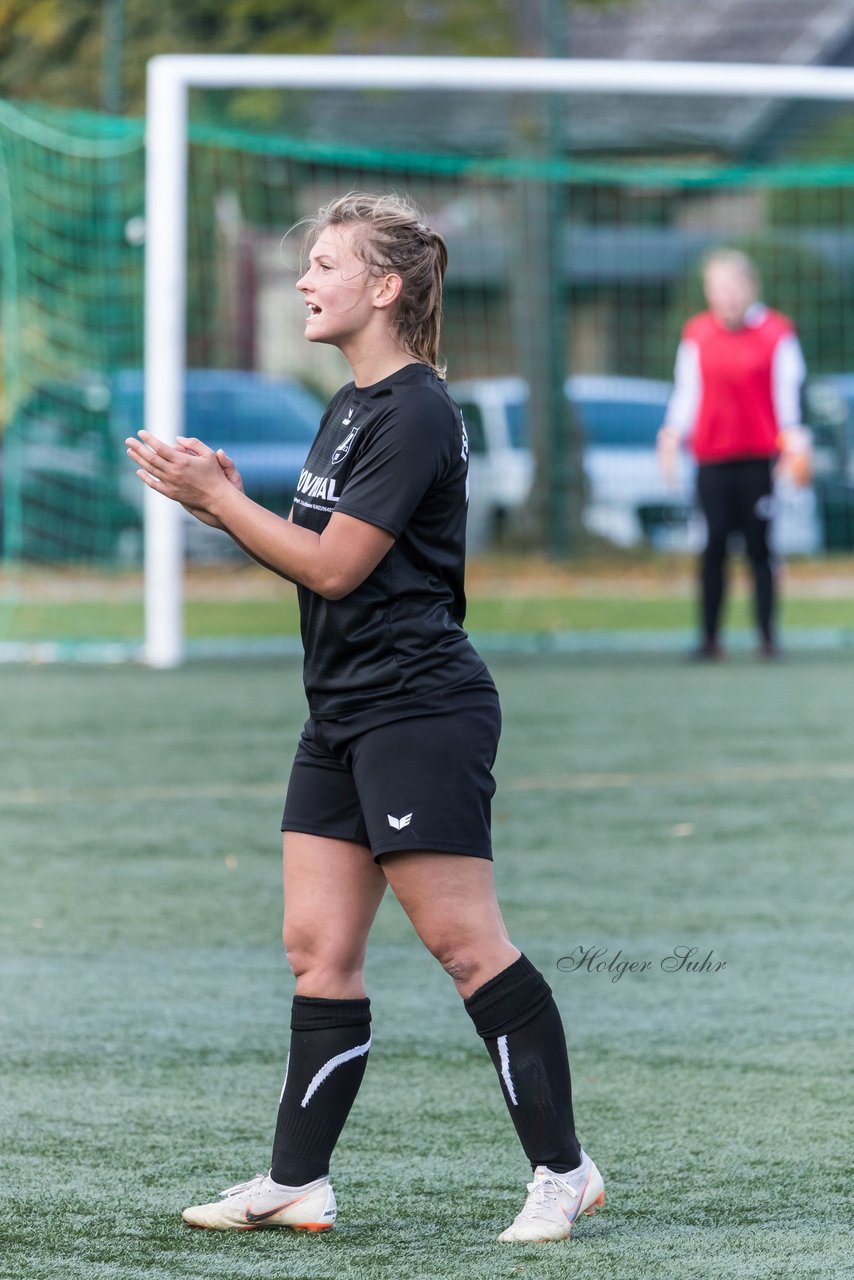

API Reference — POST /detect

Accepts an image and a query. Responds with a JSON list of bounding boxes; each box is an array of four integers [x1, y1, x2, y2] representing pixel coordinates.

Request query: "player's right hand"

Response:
[[170, 436, 242, 525], [174, 437, 245, 495], [214, 447, 245, 495]]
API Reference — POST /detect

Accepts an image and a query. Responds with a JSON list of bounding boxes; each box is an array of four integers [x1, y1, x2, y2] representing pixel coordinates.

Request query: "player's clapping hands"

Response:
[[126, 431, 244, 528]]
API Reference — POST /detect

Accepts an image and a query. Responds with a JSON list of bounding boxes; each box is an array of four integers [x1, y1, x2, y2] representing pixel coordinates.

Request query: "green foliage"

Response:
[[769, 106, 854, 227], [0, 0, 562, 118], [769, 177, 854, 230]]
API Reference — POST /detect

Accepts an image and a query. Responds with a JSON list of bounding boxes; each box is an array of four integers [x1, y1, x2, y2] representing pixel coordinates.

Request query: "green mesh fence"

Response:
[[3, 87, 854, 590], [0, 103, 145, 564]]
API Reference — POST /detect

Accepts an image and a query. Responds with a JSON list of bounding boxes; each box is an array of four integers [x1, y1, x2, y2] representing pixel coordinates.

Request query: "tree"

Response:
[[0, 1, 617, 118], [0, 0, 541, 116]]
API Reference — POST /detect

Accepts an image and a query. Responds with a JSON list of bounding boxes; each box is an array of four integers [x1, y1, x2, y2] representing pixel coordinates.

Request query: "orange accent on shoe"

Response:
[[583, 1190, 605, 1216], [292, 1222, 333, 1233]]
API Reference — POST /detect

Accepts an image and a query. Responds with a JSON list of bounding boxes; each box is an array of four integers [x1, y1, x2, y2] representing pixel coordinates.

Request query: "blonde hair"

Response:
[[701, 247, 759, 289], [303, 191, 448, 377]]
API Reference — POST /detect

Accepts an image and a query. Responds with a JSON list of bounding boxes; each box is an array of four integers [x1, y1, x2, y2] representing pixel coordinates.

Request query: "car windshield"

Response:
[[184, 384, 320, 446], [831, 390, 854, 454], [110, 371, 323, 447], [571, 398, 668, 447], [508, 391, 668, 448], [506, 399, 529, 450]]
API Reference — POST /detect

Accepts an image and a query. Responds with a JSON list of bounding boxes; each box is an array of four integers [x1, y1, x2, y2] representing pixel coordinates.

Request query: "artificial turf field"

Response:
[[1, 652, 851, 1280]]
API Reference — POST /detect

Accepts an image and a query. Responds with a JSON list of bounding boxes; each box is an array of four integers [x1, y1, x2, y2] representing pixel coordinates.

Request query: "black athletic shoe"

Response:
[[690, 640, 724, 662]]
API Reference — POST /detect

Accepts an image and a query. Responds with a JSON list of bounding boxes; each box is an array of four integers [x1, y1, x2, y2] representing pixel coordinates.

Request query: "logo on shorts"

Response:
[[387, 812, 413, 830]]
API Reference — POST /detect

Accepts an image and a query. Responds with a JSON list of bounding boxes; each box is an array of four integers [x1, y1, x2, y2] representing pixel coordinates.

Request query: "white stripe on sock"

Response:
[[279, 1052, 290, 1104], [497, 1034, 518, 1106], [300, 1032, 372, 1108]]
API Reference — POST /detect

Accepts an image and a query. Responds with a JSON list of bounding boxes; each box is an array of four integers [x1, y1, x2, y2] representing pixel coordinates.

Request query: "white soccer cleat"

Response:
[[498, 1150, 605, 1243], [182, 1171, 336, 1232]]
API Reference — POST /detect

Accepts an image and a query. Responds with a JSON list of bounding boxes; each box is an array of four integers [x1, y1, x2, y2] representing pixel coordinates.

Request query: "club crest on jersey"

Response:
[[332, 424, 359, 465]]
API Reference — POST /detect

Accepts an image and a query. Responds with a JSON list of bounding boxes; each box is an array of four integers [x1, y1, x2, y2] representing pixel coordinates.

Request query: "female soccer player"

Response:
[[126, 192, 603, 1244]]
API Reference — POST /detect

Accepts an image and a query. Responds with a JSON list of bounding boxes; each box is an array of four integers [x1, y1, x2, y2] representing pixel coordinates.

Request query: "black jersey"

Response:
[[291, 362, 489, 718]]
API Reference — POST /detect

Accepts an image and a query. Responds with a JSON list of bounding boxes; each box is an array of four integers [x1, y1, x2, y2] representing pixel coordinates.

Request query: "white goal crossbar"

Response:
[[144, 54, 854, 667]]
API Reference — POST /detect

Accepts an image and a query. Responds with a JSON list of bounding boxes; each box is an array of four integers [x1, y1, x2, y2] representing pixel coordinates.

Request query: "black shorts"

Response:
[[281, 680, 501, 861]]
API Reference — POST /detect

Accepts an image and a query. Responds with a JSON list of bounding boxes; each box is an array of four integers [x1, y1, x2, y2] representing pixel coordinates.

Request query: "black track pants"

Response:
[[696, 458, 776, 644]]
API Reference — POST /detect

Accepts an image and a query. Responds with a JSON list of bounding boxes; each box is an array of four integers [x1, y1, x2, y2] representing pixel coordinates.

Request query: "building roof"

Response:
[[440, 224, 854, 287], [568, 0, 854, 67], [565, 0, 854, 155], [298, 0, 854, 159]]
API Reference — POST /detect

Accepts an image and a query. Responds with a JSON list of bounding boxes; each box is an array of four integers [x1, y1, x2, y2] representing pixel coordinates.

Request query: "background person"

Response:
[[126, 192, 604, 1244], [657, 249, 810, 659]]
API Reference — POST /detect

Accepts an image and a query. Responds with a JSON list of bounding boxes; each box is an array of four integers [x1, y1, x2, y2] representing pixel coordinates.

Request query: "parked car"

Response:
[[451, 373, 692, 550], [111, 370, 327, 560], [803, 374, 854, 551], [449, 376, 535, 551], [2, 369, 326, 562], [801, 376, 854, 480], [450, 374, 822, 554], [566, 374, 694, 550], [1, 375, 138, 562]]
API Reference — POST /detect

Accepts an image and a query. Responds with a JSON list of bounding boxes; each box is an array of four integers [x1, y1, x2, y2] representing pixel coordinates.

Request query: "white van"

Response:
[[450, 376, 535, 551], [451, 374, 692, 551], [450, 374, 821, 554]]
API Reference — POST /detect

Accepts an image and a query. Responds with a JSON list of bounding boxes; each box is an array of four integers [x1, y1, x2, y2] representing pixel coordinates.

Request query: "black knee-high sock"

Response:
[[464, 954, 582, 1174], [270, 995, 372, 1185]]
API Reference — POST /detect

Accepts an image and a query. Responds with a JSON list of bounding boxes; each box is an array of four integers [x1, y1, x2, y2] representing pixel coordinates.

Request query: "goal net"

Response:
[[3, 58, 854, 663]]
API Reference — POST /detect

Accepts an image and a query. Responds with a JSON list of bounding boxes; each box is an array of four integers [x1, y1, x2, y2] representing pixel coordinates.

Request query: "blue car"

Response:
[[3, 369, 325, 562], [112, 368, 324, 518]]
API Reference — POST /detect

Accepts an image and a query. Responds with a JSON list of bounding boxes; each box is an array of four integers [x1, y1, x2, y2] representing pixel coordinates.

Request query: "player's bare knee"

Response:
[[284, 943, 308, 980], [283, 932, 364, 985], [282, 927, 318, 977], [444, 957, 478, 985], [431, 941, 479, 987]]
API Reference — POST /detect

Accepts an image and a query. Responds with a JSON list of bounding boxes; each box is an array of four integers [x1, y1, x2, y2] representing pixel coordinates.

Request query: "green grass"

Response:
[[6, 592, 854, 641], [1, 655, 851, 1279]]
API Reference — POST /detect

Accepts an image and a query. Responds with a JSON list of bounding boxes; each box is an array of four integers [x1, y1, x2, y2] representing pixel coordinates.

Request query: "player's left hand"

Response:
[[126, 430, 233, 512], [775, 425, 814, 487], [656, 424, 681, 489]]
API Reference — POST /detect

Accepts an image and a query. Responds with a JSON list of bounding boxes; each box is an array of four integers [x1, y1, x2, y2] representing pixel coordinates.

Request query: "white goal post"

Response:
[[144, 54, 854, 667]]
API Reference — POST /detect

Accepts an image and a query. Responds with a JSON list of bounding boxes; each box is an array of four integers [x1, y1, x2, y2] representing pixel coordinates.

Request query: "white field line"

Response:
[[2, 761, 854, 808], [506, 762, 854, 791], [0, 782, 285, 807]]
